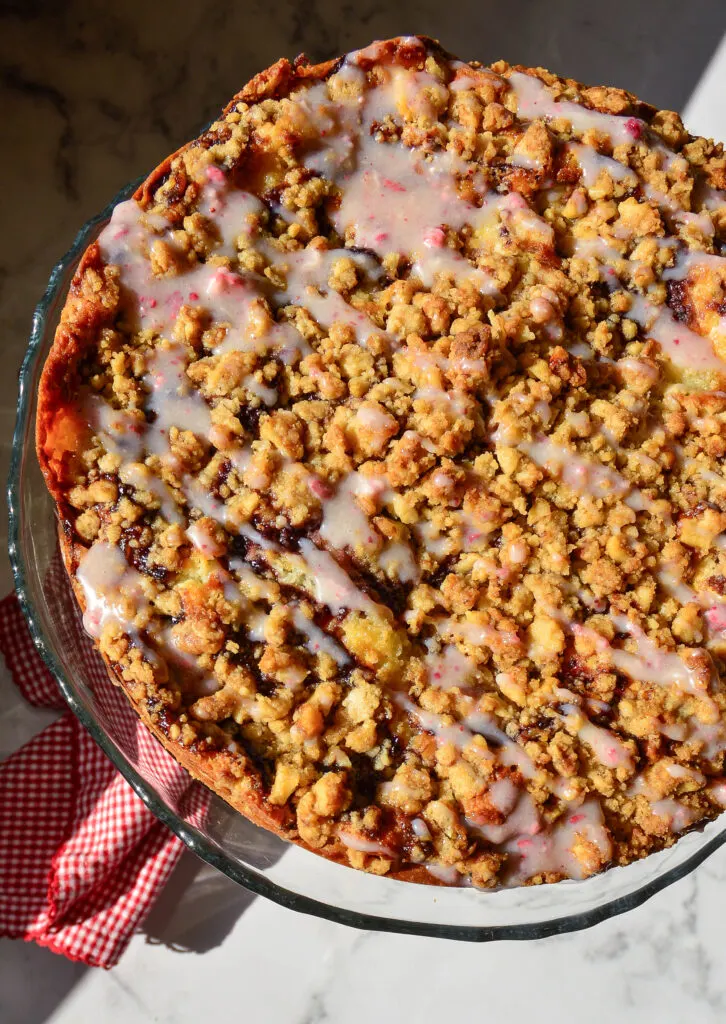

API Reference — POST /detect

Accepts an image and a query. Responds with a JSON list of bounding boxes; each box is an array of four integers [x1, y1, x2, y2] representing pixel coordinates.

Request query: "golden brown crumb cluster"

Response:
[[37, 35, 726, 888]]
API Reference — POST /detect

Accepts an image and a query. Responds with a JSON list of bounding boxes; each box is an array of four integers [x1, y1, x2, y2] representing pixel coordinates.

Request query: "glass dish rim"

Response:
[[8, 177, 726, 943]]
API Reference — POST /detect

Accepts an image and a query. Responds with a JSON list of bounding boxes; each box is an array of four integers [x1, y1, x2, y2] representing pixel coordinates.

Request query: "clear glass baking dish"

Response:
[[9, 180, 726, 942]]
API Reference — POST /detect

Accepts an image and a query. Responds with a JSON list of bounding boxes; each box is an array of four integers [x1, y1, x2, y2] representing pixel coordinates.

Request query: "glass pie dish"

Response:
[[9, 180, 726, 943]]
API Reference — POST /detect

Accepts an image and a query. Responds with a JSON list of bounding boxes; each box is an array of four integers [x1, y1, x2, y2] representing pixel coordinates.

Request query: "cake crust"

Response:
[[37, 35, 726, 888]]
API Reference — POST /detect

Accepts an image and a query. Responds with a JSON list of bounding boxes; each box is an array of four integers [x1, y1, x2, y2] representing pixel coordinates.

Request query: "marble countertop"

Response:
[[3, 4, 726, 1022]]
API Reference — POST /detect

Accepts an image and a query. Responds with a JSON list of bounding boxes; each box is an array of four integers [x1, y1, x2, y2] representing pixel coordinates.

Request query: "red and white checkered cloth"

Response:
[[0, 592, 198, 967]]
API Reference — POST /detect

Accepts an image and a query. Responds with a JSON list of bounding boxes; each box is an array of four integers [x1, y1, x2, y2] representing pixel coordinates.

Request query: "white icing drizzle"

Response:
[[298, 62, 555, 299], [186, 519, 226, 557], [413, 519, 452, 558], [87, 370, 386, 626], [99, 184, 311, 367], [207, 265, 308, 362], [314, 470, 418, 583], [297, 539, 377, 614], [82, 389, 382, 657], [97, 201, 192, 334], [393, 692, 492, 755], [567, 340, 595, 359], [708, 779, 726, 807], [413, 385, 473, 418], [85, 395, 145, 460], [547, 605, 724, 779], [317, 472, 380, 552], [571, 236, 726, 373], [569, 141, 713, 236], [508, 71, 644, 148], [411, 817, 432, 840], [488, 777, 521, 815], [144, 344, 213, 453], [439, 616, 522, 653], [228, 559, 277, 600], [507, 798, 612, 883], [119, 462, 182, 524], [377, 542, 419, 583], [569, 143, 637, 190], [156, 626, 221, 696], [328, 136, 500, 293], [468, 788, 541, 845], [467, 789, 612, 884], [627, 295, 726, 374], [291, 607, 349, 665], [520, 436, 660, 513], [685, 456, 726, 490], [338, 830, 395, 856], [649, 798, 699, 832], [76, 541, 149, 641], [657, 562, 726, 646], [426, 863, 461, 884], [425, 643, 476, 690], [630, 774, 700, 833], [560, 155, 726, 374], [394, 690, 539, 783], [609, 613, 715, 698], [559, 703, 634, 772], [197, 165, 261, 255], [213, 563, 249, 609], [269, 245, 384, 345], [214, 555, 350, 667], [468, 712, 537, 779]]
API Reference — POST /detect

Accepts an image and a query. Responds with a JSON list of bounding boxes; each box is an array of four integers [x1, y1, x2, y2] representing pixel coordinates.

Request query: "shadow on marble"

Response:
[[0, 853, 264, 1024], [0, 938, 88, 1024], [141, 851, 259, 954], [0, 855, 262, 1024]]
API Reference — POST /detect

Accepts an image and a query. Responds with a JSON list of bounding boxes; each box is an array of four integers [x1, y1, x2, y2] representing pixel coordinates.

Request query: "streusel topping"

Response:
[[48, 36, 726, 887]]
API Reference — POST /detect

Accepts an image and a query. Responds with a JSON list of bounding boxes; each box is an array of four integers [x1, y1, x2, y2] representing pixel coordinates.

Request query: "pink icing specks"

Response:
[[309, 477, 333, 500], [166, 290, 184, 320], [501, 191, 527, 212], [625, 117, 643, 139], [86, 608, 102, 631], [423, 227, 446, 249], [206, 165, 227, 184], [187, 521, 226, 558], [706, 605, 726, 632], [207, 266, 245, 296]]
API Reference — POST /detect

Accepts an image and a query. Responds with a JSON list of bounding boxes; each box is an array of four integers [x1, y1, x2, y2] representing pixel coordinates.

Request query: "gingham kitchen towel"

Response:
[[0, 593, 193, 967]]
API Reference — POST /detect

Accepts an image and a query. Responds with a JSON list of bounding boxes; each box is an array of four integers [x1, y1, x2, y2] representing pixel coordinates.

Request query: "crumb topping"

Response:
[[44, 35, 726, 888]]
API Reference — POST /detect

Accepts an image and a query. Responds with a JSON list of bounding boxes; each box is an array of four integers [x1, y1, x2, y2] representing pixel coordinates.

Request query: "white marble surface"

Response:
[[4, 7, 726, 1022]]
